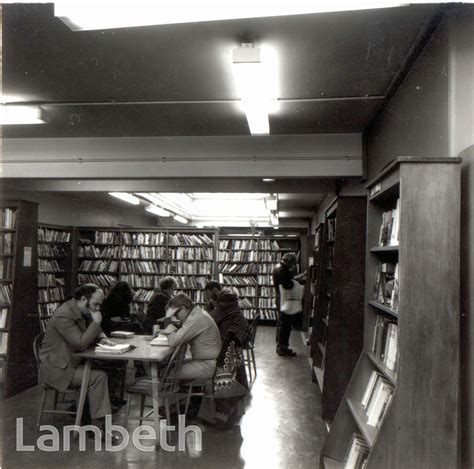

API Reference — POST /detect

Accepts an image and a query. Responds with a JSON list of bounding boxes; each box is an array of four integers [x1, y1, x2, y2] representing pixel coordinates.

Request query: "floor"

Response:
[[0, 326, 327, 468]]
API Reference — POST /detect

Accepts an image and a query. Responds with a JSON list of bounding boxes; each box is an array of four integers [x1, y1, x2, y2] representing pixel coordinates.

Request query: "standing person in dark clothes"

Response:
[[143, 276, 177, 334], [272, 253, 297, 346], [100, 281, 134, 335]]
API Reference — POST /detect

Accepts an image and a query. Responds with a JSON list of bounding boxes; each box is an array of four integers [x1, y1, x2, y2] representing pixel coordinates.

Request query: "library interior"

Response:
[[0, 3, 473, 469]]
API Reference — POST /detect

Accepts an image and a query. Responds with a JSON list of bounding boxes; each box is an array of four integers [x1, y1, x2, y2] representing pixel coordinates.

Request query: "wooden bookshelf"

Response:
[[37, 224, 73, 332], [218, 235, 301, 321], [321, 157, 461, 468], [0, 201, 39, 398], [312, 196, 367, 422]]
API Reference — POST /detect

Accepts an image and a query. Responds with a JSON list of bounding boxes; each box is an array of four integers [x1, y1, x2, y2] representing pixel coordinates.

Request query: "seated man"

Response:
[[209, 288, 250, 347], [143, 276, 178, 334], [39, 284, 116, 435], [203, 280, 223, 313], [161, 294, 221, 380]]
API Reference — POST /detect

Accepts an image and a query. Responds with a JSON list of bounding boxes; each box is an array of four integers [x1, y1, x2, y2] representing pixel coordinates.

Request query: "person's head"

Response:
[[165, 293, 194, 322], [281, 253, 297, 270], [74, 284, 104, 314], [160, 276, 178, 294], [215, 288, 239, 308], [109, 281, 134, 304], [204, 280, 223, 303]]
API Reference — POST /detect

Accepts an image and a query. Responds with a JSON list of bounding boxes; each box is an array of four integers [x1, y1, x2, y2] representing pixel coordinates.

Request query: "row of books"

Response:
[[259, 309, 278, 320], [373, 262, 399, 311], [78, 274, 118, 288], [232, 287, 257, 297], [257, 253, 280, 262], [168, 247, 213, 259], [93, 231, 121, 244], [258, 264, 277, 274], [120, 274, 162, 289], [327, 218, 336, 241], [372, 318, 398, 371], [79, 245, 120, 258], [39, 274, 65, 287], [257, 275, 273, 285], [173, 276, 208, 289], [38, 243, 68, 257], [378, 199, 400, 246], [0, 309, 7, 328], [259, 239, 281, 251], [0, 259, 13, 279], [220, 263, 259, 274], [122, 232, 166, 245], [1, 233, 14, 255], [259, 286, 275, 296], [219, 239, 258, 250], [38, 228, 71, 243], [38, 259, 62, 272], [121, 246, 167, 259], [258, 298, 276, 308], [218, 251, 258, 262], [327, 245, 335, 269], [38, 302, 61, 317], [0, 285, 12, 304], [343, 434, 369, 469], [38, 287, 66, 303], [221, 275, 257, 286], [238, 298, 255, 308], [361, 371, 395, 427], [79, 260, 120, 273], [0, 333, 8, 354], [169, 262, 213, 275], [122, 260, 167, 274], [168, 233, 213, 246], [1, 209, 16, 230]]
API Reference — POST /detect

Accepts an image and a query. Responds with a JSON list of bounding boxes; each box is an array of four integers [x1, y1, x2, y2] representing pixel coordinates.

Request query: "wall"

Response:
[[366, 7, 473, 468], [0, 189, 156, 227]]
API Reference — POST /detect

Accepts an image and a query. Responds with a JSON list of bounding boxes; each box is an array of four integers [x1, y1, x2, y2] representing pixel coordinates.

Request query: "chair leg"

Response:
[[37, 389, 47, 431], [139, 395, 146, 426], [246, 349, 253, 382], [184, 386, 193, 415], [124, 394, 132, 427], [251, 348, 257, 380]]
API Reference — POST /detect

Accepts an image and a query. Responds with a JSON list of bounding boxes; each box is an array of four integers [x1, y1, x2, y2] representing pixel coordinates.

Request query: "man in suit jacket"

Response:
[[39, 284, 114, 427]]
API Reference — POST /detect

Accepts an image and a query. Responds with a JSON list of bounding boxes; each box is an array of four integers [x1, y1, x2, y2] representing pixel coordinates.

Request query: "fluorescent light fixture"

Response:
[[173, 214, 189, 224], [232, 44, 278, 135], [145, 205, 170, 217], [54, 2, 405, 31], [109, 192, 140, 205], [273, 226, 280, 230], [0, 105, 46, 125], [263, 178, 275, 182]]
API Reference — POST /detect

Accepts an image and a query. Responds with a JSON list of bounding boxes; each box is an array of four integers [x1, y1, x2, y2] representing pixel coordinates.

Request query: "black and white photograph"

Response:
[[0, 1, 473, 468]]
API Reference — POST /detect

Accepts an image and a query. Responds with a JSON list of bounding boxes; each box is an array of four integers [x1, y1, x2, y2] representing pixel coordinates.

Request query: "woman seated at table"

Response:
[[100, 281, 134, 335], [143, 276, 178, 335], [160, 294, 221, 380]]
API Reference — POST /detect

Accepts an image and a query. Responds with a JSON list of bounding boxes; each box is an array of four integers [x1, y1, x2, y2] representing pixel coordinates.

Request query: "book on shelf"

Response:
[[343, 434, 370, 469], [219, 239, 258, 250], [327, 218, 336, 240], [378, 200, 400, 247], [220, 263, 258, 274], [94, 231, 120, 244], [38, 228, 71, 243], [1, 233, 14, 254], [38, 259, 62, 272], [0, 332, 8, 354], [364, 375, 395, 427], [80, 245, 120, 258], [78, 274, 118, 288], [168, 233, 213, 246], [0, 285, 12, 304], [168, 261, 212, 275], [0, 308, 7, 329], [361, 370, 381, 408], [222, 275, 257, 286], [0, 258, 13, 279], [371, 316, 398, 370], [169, 246, 213, 260], [38, 244, 67, 257], [373, 262, 399, 310], [122, 232, 166, 245], [1, 209, 16, 230]]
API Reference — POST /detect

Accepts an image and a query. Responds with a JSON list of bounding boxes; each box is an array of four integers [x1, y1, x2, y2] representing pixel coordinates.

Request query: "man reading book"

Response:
[[39, 283, 117, 439]]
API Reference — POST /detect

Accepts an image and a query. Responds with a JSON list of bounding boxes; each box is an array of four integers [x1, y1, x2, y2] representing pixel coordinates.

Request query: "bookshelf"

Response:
[[312, 196, 367, 422], [218, 235, 301, 321], [321, 157, 461, 468], [37, 224, 73, 331], [0, 201, 39, 398], [76, 228, 216, 314]]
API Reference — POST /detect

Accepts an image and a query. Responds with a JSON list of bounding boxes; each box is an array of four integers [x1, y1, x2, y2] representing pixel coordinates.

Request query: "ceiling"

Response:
[[2, 3, 439, 227]]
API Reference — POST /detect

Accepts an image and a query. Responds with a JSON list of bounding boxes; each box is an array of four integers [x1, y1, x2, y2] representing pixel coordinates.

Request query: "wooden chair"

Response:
[[243, 314, 259, 382], [123, 343, 187, 427], [34, 333, 78, 431]]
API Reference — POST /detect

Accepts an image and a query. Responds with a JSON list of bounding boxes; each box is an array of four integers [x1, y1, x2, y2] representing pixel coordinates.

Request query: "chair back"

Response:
[[158, 344, 187, 395], [246, 313, 260, 348], [33, 332, 44, 366]]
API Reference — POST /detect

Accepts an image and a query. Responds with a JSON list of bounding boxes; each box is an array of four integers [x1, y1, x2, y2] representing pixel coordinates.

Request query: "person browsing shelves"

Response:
[[160, 294, 221, 380]]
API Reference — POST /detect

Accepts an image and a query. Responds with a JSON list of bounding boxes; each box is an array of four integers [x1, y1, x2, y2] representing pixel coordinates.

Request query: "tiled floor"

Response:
[[0, 326, 327, 468]]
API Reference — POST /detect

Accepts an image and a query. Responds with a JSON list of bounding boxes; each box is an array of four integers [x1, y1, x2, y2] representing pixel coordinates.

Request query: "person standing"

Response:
[[100, 281, 134, 335], [277, 279, 304, 356], [272, 253, 297, 345]]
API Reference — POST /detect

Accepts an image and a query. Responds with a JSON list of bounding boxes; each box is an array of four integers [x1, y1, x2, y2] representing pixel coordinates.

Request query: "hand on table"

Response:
[[99, 338, 117, 346]]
